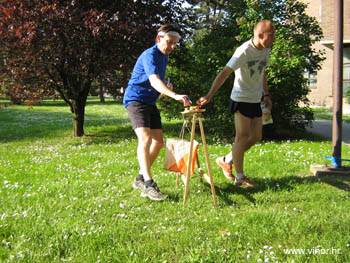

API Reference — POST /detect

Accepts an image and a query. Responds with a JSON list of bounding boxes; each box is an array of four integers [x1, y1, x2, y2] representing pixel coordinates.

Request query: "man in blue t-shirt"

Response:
[[123, 24, 191, 201]]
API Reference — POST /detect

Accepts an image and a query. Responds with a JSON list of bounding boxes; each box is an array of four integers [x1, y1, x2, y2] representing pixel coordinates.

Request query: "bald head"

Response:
[[253, 20, 275, 50], [254, 20, 274, 37]]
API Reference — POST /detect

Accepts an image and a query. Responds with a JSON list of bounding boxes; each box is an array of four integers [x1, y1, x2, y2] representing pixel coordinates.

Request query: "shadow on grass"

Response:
[[0, 100, 185, 144], [23, 99, 123, 107], [83, 124, 135, 145], [166, 192, 181, 203], [164, 163, 350, 207], [316, 174, 350, 191], [200, 174, 344, 207], [200, 181, 255, 207], [2, 99, 331, 145], [0, 107, 132, 143]]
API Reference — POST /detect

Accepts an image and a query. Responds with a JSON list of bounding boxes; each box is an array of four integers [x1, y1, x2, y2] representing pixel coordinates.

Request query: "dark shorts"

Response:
[[126, 101, 162, 130], [229, 99, 262, 119]]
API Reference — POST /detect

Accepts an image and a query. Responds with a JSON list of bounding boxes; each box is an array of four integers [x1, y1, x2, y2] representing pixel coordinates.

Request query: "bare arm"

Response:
[[149, 74, 190, 106], [158, 78, 173, 100], [262, 71, 272, 109], [197, 66, 233, 105]]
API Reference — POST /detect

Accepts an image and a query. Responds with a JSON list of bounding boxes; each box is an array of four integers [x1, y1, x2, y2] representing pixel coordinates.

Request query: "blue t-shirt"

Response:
[[123, 44, 168, 107]]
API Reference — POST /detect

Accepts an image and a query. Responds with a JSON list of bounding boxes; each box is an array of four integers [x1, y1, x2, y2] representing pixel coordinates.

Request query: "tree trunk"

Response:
[[10, 96, 25, 105], [72, 97, 86, 137], [99, 86, 105, 103]]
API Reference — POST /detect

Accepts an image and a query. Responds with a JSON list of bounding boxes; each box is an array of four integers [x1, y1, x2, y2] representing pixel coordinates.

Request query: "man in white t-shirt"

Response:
[[197, 20, 275, 187]]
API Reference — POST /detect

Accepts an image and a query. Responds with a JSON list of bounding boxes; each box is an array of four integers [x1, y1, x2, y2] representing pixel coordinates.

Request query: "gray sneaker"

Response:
[[141, 182, 168, 201], [132, 178, 145, 191]]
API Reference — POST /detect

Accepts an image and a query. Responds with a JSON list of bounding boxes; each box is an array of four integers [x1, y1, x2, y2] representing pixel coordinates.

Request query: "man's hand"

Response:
[[263, 95, 272, 110], [174, 94, 192, 107], [196, 96, 211, 106], [165, 79, 191, 106]]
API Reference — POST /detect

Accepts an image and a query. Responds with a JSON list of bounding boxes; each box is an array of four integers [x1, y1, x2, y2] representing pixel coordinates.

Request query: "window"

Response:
[[344, 47, 350, 94], [304, 70, 318, 88]]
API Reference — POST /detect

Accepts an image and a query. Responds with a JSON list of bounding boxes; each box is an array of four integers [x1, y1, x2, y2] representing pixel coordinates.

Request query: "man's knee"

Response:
[[154, 139, 164, 149], [247, 134, 262, 147], [139, 135, 152, 147], [254, 133, 262, 143], [235, 133, 250, 143]]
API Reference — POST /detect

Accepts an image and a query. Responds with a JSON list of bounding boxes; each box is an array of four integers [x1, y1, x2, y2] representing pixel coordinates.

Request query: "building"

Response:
[[303, 0, 350, 112]]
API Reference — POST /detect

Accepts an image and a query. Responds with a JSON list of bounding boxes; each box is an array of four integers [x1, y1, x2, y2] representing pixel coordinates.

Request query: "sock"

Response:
[[136, 174, 144, 181], [236, 173, 244, 180], [145, 179, 154, 187]]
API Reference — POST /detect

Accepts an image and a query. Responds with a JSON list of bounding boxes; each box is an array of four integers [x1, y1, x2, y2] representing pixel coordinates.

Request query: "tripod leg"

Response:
[[196, 154, 203, 183], [183, 114, 196, 205], [176, 173, 180, 188], [198, 116, 217, 208]]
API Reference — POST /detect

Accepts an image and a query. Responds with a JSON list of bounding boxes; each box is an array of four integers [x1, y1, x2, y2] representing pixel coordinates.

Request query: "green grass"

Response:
[[312, 107, 350, 123], [1, 99, 350, 263]]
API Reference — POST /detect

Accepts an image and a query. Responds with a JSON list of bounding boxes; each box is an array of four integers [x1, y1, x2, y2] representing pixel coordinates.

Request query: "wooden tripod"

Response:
[[178, 108, 217, 207]]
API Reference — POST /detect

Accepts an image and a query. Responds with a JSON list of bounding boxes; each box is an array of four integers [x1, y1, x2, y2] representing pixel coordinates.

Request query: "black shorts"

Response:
[[126, 101, 162, 130], [229, 99, 262, 119]]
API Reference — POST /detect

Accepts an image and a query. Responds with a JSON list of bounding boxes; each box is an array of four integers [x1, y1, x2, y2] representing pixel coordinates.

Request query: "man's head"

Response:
[[253, 20, 275, 50], [156, 24, 181, 55]]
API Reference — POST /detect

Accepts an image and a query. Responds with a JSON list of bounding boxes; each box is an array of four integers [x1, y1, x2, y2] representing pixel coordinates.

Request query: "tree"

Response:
[[185, 0, 229, 29], [235, 0, 325, 131], [159, 0, 324, 137], [0, 0, 186, 136]]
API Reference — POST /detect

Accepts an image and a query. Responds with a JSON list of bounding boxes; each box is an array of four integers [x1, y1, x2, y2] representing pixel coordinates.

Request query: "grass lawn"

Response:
[[312, 107, 350, 123], [1, 99, 350, 263]]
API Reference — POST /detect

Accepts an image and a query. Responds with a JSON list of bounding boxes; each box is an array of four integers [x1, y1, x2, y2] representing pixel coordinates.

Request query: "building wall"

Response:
[[321, 0, 350, 41], [302, 0, 350, 112]]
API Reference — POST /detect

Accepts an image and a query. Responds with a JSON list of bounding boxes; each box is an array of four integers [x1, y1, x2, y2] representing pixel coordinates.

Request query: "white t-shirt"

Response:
[[226, 39, 270, 103]]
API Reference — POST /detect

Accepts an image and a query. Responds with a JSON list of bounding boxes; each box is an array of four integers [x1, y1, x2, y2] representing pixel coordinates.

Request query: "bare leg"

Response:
[[232, 112, 262, 174], [134, 128, 163, 181], [149, 129, 164, 167]]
